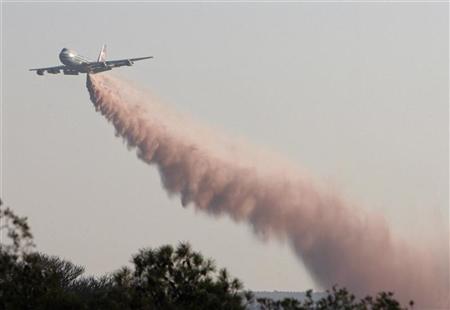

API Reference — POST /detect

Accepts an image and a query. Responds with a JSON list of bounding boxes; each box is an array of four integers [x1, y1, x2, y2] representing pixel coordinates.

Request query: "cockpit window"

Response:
[[61, 48, 76, 54]]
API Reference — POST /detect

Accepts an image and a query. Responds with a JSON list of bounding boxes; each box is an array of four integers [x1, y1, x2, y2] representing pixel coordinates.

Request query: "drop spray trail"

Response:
[[86, 74, 448, 308]]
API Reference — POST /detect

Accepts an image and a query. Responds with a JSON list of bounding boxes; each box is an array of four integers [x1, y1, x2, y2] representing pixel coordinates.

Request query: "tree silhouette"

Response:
[[108, 242, 247, 309], [0, 198, 34, 257], [0, 199, 415, 310], [256, 287, 414, 310]]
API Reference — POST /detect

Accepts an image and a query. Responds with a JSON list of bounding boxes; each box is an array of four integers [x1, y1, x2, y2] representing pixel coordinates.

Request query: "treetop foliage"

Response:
[[0, 199, 414, 310]]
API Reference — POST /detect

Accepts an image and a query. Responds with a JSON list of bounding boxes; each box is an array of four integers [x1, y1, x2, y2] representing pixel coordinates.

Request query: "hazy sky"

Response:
[[2, 2, 448, 292]]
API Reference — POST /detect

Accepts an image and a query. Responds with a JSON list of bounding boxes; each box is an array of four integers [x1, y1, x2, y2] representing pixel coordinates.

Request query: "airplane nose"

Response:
[[59, 48, 72, 64]]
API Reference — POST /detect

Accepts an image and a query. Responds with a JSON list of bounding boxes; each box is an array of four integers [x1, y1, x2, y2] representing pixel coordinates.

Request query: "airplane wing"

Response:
[[29, 65, 80, 75], [29, 65, 68, 75], [106, 56, 153, 67], [87, 56, 153, 71]]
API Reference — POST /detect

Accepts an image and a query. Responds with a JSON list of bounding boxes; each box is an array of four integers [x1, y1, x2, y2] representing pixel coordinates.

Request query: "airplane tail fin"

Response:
[[97, 44, 107, 62]]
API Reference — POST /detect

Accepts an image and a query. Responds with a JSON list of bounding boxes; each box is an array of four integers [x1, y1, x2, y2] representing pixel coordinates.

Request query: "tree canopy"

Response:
[[0, 199, 413, 310]]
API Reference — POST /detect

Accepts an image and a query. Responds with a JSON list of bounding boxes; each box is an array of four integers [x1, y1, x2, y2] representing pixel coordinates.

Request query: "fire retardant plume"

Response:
[[86, 73, 448, 308]]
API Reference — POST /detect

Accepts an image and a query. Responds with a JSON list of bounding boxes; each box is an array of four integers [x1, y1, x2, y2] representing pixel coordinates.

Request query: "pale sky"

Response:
[[2, 2, 448, 292]]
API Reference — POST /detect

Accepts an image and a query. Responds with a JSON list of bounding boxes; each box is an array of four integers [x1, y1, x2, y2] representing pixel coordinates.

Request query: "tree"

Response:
[[256, 287, 414, 310], [0, 200, 250, 309], [107, 242, 249, 310], [0, 198, 34, 257], [0, 199, 414, 310]]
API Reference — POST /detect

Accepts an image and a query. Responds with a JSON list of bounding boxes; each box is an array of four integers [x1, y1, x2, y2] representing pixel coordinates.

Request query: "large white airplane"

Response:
[[30, 45, 153, 75]]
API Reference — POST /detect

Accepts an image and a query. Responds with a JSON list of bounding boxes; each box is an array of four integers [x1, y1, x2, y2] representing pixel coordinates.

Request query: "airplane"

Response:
[[29, 45, 153, 76]]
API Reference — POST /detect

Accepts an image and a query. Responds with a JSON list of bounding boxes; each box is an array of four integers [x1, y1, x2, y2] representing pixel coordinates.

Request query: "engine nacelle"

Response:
[[48, 68, 60, 74], [37, 70, 44, 76], [127, 60, 133, 66]]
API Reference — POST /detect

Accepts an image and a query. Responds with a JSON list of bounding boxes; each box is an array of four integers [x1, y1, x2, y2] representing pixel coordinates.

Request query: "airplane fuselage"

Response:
[[58, 48, 110, 74]]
